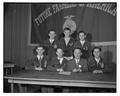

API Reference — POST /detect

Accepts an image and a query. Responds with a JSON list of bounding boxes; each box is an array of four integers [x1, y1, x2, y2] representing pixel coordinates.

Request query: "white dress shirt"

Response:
[[95, 57, 100, 64], [75, 58, 80, 64], [58, 57, 63, 64], [80, 40, 85, 46], [49, 39, 54, 44]]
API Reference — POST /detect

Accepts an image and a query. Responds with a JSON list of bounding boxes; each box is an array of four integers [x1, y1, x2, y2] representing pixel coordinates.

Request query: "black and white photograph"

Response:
[[3, 1, 117, 94]]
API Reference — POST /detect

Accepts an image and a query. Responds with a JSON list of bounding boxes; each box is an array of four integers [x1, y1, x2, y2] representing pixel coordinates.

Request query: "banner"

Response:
[[30, 3, 116, 44]]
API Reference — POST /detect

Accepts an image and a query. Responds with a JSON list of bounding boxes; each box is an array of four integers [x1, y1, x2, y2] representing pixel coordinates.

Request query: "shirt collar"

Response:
[[37, 55, 44, 60], [75, 58, 80, 62], [80, 40, 85, 43], [95, 57, 100, 63], [49, 39, 54, 42]]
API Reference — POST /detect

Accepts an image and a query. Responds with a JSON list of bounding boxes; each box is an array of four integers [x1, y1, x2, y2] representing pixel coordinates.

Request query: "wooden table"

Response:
[[4, 70, 116, 92]]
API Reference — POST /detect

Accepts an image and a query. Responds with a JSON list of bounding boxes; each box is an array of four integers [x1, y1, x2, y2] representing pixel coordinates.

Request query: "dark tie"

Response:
[[38, 57, 42, 67], [76, 59, 79, 67]]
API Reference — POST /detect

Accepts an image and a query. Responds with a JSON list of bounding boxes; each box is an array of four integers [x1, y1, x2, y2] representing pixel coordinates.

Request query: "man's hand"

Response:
[[93, 70, 103, 74], [35, 67, 43, 71], [73, 68, 82, 72], [97, 70, 103, 73], [57, 68, 63, 72], [93, 70, 98, 74], [64, 56, 73, 60]]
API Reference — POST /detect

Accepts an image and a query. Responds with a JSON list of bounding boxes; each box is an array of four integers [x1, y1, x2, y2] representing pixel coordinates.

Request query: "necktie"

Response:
[[76, 59, 79, 68], [38, 57, 42, 68]]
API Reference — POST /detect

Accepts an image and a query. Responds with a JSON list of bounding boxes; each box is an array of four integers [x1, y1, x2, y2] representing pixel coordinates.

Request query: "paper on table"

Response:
[[58, 71, 71, 75]]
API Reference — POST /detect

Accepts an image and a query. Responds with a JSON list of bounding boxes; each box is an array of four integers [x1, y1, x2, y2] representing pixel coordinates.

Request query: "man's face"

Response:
[[36, 47, 44, 56], [93, 49, 101, 58], [49, 31, 56, 39], [74, 49, 82, 59], [56, 49, 63, 58], [79, 33, 86, 41], [64, 30, 71, 37]]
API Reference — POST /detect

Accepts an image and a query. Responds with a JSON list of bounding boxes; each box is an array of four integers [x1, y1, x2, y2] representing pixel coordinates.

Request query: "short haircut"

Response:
[[56, 47, 63, 52], [78, 30, 86, 35], [33, 45, 45, 55], [73, 47, 82, 53], [72, 47, 82, 57], [92, 47, 102, 57], [63, 27, 71, 32], [48, 29, 56, 34]]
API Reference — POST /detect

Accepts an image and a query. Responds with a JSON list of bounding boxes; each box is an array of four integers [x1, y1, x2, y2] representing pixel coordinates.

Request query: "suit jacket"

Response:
[[58, 37, 75, 57], [44, 39, 58, 60], [74, 40, 91, 59], [88, 57, 104, 72], [47, 57, 68, 71], [66, 58, 88, 72], [25, 55, 49, 70]]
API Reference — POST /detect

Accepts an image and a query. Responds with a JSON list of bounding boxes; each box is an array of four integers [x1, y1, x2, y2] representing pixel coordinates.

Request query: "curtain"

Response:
[[30, 3, 116, 44]]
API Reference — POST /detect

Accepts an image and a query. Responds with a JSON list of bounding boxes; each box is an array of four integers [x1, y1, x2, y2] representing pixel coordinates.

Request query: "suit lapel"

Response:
[[93, 57, 103, 68], [73, 59, 78, 68]]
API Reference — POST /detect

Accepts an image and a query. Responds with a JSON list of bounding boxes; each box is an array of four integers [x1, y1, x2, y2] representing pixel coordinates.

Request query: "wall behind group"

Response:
[[4, 4, 34, 67], [4, 3, 116, 68]]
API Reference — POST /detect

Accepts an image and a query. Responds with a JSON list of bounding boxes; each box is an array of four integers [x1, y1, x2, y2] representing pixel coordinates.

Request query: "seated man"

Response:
[[88, 47, 104, 74], [25, 45, 48, 71], [25, 45, 54, 92], [66, 47, 88, 72], [47, 48, 68, 72]]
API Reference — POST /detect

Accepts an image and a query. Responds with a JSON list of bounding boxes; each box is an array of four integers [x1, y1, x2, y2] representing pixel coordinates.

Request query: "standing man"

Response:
[[44, 29, 58, 61], [58, 27, 75, 60], [74, 31, 91, 59]]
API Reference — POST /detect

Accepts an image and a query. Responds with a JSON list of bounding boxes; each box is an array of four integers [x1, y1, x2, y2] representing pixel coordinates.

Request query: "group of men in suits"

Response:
[[26, 27, 105, 74], [25, 27, 107, 92]]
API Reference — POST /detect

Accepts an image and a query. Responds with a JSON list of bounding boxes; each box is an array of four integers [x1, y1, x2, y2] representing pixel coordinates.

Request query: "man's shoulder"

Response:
[[63, 58, 68, 62], [51, 56, 58, 61], [80, 58, 87, 62], [75, 40, 80, 45], [85, 41, 90, 45], [60, 37, 64, 41], [69, 58, 75, 62], [44, 39, 49, 43], [31, 56, 37, 60], [70, 37, 75, 41], [43, 55, 49, 60]]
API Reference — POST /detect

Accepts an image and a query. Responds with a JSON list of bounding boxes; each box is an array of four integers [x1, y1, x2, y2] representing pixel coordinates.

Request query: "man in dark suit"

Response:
[[88, 47, 104, 74], [44, 29, 58, 61], [25, 45, 53, 92], [74, 31, 91, 59], [47, 48, 68, 72], [66, 47, 88, 72], [58, 28, 75, 60], [25, 45, 48, 71]]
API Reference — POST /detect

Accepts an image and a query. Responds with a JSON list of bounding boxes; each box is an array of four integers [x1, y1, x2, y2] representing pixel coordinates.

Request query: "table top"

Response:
[[4, 70, 116, 84]]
